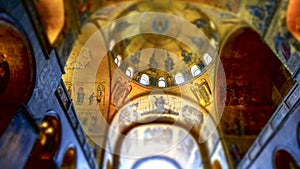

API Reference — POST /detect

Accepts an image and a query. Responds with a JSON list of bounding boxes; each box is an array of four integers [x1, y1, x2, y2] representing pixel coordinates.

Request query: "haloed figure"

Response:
[[0, 53, 10, 95], [77, 87, 85, 104], [155, 96, 166, 111]]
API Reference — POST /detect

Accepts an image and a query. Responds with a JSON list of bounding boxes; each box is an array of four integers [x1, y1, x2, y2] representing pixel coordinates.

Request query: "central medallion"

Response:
[[151, 15, 170, 34], [140, 13, 182, 45]]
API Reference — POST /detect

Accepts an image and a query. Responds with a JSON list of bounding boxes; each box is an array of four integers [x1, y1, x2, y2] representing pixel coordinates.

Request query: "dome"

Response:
[[108, 1, 219, 88]]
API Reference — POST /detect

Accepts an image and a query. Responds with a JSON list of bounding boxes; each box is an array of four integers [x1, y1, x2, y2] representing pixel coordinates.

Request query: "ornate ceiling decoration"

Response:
[[108, 1, 219, 88]]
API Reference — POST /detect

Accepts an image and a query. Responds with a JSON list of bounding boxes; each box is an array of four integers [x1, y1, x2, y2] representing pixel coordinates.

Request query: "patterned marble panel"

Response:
[[28, 54, 62, 116], [0, 110, 37, 169]]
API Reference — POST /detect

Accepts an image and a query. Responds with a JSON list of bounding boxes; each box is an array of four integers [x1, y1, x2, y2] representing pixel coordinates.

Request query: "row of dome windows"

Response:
[[114, 53, 212, 87]]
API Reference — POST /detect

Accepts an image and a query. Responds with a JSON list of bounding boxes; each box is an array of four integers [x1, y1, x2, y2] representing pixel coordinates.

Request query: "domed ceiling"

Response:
[[63, 0, 227, 148], [108, 1, 219, 88], [59, 0, 296, 168]]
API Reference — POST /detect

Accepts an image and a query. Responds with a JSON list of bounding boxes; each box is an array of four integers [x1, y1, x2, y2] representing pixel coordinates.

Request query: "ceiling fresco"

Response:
[[62, 1, 229, 159], [220, 27, 294, 136], [219, 27, 294, 166], [61, 0, 297, 168]]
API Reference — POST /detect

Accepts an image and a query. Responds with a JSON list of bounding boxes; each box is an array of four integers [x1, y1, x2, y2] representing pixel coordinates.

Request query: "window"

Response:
[[132, 156, 181, 169], [60, 148, 76, 169], [125, 67, 134, 78], [114, 55, 122, 66], [204, 53, 212, 65], [158, 77, 166, 87], [110, 21, 116, 31], [109, 40, 115, 51], [139, 74, 149, 86], [175, 73, 185, 85], [212, 160, 222, 169], [191, 65, 201, 77], [274, 150, 298, 169]]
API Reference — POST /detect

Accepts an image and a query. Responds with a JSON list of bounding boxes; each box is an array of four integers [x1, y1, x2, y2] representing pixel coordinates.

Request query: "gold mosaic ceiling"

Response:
[[108, 0, 219, 88]]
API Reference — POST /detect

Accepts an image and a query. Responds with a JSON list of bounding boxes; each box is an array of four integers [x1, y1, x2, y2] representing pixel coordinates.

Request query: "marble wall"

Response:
[[0, 0, 97, 168]]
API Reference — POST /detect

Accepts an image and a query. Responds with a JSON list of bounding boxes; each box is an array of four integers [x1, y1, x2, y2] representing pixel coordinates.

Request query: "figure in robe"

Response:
[[76, 87, 85, 104], [154, 96, 166, 111]]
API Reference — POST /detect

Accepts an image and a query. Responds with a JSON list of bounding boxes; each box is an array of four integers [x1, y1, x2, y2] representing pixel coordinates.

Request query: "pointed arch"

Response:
[[0, 17, 36, 135], [274, 149, 299, 169]]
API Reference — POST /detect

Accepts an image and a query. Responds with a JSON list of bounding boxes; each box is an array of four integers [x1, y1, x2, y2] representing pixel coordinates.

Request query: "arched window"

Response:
[[114, 55, 122, 67], [212, 160, 222, 169], [274, 150, 298, 169], [0, 20, 35, 134], [158, 77, 166, 87], [125, 67, 134, 78], [191, 65, 201, 77], [109, 40, 115, 51], [132, 156, 181, 169], [110, 21, 116, 31], [139, 74, 149, 86], [204, 53, 212, 65], [175, 73, 185, 85], [60, 147, 76, 169]]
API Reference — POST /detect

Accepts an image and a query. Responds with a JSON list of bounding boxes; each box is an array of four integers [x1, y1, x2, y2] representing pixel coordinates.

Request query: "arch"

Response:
[[139, 74, 149, 86], [219, 27, 294, 136], [0, 19, 35, 107], [0, 17, 35, 135], [106, 160, 113, 169], [109, 40, 115, 51], [212, 160, 222, 169], [191, 65, 201, 77], [158, 77, 166, 87], [25, 114, 62, 169], [204, 53, 212, 65], [114, 54, 122, 67], [125, 67, 134, 78], [107, 94, 210, 153], [105, 93, 214, 169], [174, 73, 185, 85], [274, 149, 299, 169], [118, 124, 201, 169], [60, 147, 77, 169], [132, 156, 182, 169], [34, 0, 65, 44]]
